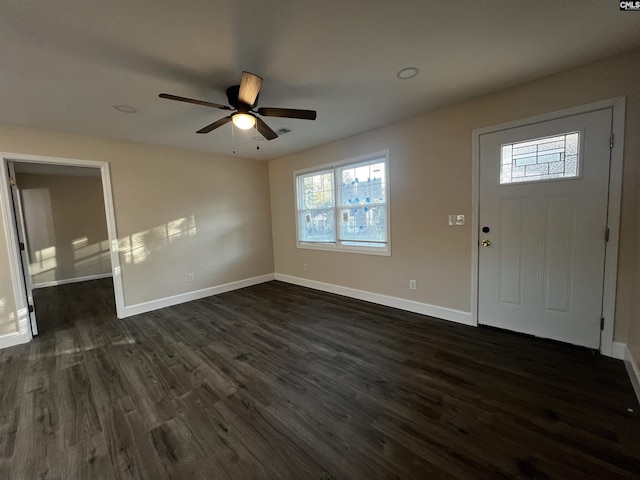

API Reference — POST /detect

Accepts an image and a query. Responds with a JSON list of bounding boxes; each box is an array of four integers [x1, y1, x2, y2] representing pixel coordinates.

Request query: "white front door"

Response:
[[478, 108, 612, 348]]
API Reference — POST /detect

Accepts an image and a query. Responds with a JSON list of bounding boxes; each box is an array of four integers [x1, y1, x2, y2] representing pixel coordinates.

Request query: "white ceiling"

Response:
[[1, 1, 639, 161]]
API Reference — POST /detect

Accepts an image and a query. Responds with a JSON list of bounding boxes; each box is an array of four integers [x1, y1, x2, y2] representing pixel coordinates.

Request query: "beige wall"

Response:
[[628, 152, 640, 360], [0, 235, 16, 335], [269, 48, 640, 344], [0, 49, 638, 351], [16, 173, 111, 285], [0, 125, 274, 335]]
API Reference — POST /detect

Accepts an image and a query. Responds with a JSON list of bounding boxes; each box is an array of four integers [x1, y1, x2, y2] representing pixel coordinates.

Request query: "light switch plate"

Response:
[[449, 214, 465, 226]]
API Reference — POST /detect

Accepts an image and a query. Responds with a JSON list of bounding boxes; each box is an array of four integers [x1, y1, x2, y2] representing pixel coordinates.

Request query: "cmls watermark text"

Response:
[[620, 1, 640, 10]]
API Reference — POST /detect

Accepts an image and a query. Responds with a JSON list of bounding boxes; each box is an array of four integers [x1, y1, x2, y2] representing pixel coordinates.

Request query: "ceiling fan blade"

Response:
[[257, 107, 317, 120], [159, 93, 231, 110], [256, 117, 278, 140], [196, 115, 233, 134], [238, 72, 263, 107]]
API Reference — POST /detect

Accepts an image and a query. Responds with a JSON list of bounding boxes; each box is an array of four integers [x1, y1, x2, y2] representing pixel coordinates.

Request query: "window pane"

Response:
[[295, 152, 389, 254], [339, 205, 386, 246], [301, 171, 334, 209], [500, 132, 580, 184], [299, 208, 335, 243], [339, 161, 386, 206]]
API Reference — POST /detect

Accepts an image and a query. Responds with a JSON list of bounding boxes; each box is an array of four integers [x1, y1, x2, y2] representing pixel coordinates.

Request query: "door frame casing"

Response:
[[7, 161, 39, 336], [0, 153, 125, 346], [471, 97, 626, 357]]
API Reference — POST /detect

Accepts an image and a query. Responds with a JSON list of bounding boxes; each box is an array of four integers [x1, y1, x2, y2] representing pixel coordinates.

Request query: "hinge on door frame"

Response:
[[605, 228, 610, 242], [610, 133, 614, 149], [600, 317, 605, 330], [19, 242, 25, 251], [28, 304, 34, 313], [9, 176, 16, 187]]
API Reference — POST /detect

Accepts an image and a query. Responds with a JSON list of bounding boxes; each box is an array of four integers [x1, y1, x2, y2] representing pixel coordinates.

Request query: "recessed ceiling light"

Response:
[[113, 105, 137, 113], [396, 67, 419, 80]]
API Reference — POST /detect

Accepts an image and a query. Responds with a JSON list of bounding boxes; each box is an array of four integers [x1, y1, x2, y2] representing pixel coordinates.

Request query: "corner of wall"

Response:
[[624, 343, 640, 406]]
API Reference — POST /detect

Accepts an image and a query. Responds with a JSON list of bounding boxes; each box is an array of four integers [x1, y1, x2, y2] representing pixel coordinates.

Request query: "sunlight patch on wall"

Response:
[[167, 217, 197, 243], [15, 307, 28, 335], [30, 246, 57, 283], [119, 216, 197, 265], [72, 237, 89, 250], [72, 237, 111, 275], [0, 298, 18, 335]]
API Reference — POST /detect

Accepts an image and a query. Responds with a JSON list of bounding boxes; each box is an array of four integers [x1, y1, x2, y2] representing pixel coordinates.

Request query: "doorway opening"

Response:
[[0, 154, 124, 346]]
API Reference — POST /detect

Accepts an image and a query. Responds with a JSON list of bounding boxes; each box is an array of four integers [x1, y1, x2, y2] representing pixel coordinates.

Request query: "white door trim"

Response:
[[0, 153, 125, 346], [471, 97, 625, 357]]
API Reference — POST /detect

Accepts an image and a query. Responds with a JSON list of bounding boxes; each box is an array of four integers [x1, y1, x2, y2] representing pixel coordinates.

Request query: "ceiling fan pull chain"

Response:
[[256, 124, 260, 150], [231, 123, 236, 155]]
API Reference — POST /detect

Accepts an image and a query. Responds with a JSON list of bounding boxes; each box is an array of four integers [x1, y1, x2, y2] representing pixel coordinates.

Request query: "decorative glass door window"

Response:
[[500, 132, 580, 184]]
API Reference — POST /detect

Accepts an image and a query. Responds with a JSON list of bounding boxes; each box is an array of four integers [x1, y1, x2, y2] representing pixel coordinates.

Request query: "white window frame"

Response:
[[294, 150, 390, 256]]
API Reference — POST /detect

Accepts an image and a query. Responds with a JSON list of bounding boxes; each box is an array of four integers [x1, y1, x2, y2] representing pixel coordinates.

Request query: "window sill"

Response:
[[297, 242, 391, 256]]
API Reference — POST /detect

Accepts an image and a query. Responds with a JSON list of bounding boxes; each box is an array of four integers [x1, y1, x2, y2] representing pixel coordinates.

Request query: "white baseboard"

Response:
[[0, 331, 31, 350], [33, 272, 113, 289], [611, 341, 626, 360], [274, 274, 474, 326], [624, 344, 640, 406], [122, 273, 275, 318]]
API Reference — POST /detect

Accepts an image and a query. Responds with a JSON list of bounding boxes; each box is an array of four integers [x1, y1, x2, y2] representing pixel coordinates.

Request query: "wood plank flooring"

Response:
[[1, 278, 639, 479], [32, 280, 116, 334]]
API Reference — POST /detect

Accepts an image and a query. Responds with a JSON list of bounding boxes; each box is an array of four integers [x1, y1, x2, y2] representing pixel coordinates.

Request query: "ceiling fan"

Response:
[[159, 71, 317, 140]]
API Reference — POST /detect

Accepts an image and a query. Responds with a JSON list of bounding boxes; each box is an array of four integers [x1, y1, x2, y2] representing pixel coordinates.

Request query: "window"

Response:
[[295, 151, 389, 255], [297, 169, 335, 243], [500, 132, 580, 184]]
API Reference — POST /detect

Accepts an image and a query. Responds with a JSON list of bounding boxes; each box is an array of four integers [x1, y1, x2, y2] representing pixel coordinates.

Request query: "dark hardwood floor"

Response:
[[32, 279, 116, 334], [1, 278, 638, 479]]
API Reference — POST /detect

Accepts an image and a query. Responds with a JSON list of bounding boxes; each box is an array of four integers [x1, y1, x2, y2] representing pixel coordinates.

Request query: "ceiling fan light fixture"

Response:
[[159, 71, 316, 141], [232, 113, 256, 130]]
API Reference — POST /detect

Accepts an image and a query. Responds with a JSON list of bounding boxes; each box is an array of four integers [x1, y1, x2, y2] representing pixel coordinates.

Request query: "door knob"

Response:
[[481, 239, 491, 247]]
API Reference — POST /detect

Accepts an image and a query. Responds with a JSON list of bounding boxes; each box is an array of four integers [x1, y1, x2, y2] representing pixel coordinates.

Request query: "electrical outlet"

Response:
[[188, 273, 194, 282], [409, 279, 416, 290]]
